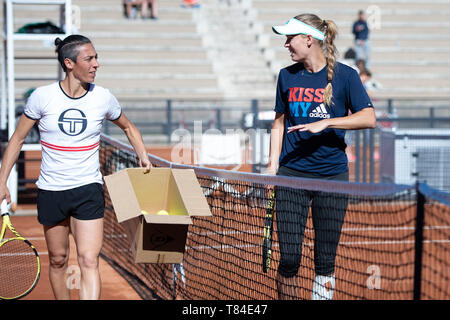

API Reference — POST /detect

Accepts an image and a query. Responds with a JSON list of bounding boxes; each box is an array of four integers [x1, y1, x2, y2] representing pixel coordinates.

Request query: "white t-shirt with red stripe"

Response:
[[24, 82, 122, 191]]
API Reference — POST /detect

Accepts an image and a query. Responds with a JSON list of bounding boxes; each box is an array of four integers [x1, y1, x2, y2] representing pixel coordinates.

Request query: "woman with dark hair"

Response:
[[0, 35, 151, 299], [267, 14, 376, 300]]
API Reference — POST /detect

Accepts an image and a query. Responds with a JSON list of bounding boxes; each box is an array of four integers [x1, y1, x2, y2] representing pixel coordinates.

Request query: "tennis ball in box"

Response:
[[141, 210, 169, 215]]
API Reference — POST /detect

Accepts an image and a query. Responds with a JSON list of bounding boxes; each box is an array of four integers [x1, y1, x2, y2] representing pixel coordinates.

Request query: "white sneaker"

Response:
[[311, 275, 335, 300]]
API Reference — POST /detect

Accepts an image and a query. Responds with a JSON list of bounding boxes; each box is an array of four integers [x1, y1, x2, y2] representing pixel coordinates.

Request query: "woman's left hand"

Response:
[[287, 119, 329, 134]]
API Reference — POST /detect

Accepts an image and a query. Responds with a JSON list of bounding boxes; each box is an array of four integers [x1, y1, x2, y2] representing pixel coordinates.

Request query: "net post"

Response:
[[166, 99, 172, 144], [413, 181, 425, 300], [369, 129, 375, 183], [355, 130, 361, 182], [363, 129, 368, 182], [251, 99, 259, 173]]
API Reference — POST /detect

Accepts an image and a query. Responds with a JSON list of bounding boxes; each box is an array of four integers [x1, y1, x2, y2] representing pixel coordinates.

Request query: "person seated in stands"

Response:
[[124, 0, 149, 19], [355, 59, 367, 73], [148, 0, 158, 19], [359, 69, 373, 98], [359, 68, 382, 99]]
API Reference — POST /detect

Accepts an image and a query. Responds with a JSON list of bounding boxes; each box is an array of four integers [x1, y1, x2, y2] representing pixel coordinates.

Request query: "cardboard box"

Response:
[[104, 167, 212, 263]]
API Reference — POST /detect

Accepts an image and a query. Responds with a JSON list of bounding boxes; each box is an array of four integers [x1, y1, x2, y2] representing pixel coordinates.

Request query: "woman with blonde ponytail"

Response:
[[267, 14, 376, 300]]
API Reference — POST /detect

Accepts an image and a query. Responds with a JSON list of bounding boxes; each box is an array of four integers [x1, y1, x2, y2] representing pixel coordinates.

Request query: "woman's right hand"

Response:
[[0, 182, 11, 205]]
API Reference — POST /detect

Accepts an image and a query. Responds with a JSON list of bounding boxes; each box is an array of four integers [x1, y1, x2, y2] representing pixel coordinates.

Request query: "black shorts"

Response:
[[37, 183, 105, 226]]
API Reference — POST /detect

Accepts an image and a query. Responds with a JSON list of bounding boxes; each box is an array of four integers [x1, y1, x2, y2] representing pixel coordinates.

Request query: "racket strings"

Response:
[[0, 239, 39, 299]]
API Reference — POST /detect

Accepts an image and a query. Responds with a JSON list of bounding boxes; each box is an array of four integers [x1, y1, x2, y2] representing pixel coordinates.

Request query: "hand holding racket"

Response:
[[262, 188, 275, 273], [0, 200, 40, 300]]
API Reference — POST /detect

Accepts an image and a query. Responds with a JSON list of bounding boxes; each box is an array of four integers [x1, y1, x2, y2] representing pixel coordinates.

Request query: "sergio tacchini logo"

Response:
[[58, 108, 87, 136]]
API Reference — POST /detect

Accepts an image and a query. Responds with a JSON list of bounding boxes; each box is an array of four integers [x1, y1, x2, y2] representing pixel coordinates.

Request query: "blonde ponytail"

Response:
[[322, 19, 338, 106], [294, 14, 339, 106]]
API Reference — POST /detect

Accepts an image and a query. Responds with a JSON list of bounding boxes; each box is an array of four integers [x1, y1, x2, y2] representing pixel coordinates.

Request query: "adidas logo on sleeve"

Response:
[[309, 103, 330, 119]]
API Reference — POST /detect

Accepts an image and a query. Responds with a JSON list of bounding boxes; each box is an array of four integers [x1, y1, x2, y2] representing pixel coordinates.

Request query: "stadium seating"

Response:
[[1, 0, 450, 103], [1, 0, 223, 102], [249, 0, 450, 99]]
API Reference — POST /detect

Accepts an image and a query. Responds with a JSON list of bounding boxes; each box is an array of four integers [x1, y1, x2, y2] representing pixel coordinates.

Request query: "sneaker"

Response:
[[311, 275, 335, 300]]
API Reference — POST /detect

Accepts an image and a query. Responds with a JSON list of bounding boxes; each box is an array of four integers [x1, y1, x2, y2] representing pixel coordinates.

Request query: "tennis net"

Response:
[[99, 134, 450, 300]]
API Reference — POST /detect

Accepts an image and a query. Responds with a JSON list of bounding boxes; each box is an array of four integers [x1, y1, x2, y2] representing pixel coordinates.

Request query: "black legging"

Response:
[[276, 166, 349, 277]]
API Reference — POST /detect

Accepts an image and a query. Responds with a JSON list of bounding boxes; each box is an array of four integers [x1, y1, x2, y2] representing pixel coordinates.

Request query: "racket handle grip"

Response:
[[1, 200, 15, 214], [1, 199, 8, 214]]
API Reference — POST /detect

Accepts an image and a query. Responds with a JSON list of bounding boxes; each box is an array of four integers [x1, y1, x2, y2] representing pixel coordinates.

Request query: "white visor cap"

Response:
[[272, 18, 325, 41]]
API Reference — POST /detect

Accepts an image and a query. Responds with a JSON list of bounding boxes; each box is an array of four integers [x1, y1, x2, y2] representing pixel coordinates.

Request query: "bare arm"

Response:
[[0, 114, 36, 203], [287, 107, 376, 134], [266, 112, 285, 175], [112, 113, 152, 173]]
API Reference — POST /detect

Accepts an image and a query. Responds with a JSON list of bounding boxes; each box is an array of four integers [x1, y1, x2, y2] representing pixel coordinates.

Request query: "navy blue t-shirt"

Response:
[[274, 62, 373, 176]]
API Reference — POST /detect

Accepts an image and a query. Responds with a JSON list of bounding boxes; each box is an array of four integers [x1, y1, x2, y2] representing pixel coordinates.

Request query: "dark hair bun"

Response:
[[54, 37, 63, 47]]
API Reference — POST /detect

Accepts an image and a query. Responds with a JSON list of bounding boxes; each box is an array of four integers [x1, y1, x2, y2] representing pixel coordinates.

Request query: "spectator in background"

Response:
[[181, 0, 201, 8], [352, 10, 371, 69], [149, 0, 158, 19], [124, 0, 149, 20], [359, 68, 373, 98], [355, 59, 366, 74], [359, 68, 382, 101]]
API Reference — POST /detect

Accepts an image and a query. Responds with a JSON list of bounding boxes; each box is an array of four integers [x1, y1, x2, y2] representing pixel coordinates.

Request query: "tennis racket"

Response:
[[0, 200, 40, 300], [262, 188, 275, 273]]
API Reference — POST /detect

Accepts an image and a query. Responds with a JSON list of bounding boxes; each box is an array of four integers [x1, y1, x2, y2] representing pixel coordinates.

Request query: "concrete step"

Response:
[[272, 58, 450, 72], [78, 21, 197, 33], [195, 0, 275, 99], [13, 76, 219, 90], [372, 77, 450, 88], [263, 25, 450, 40], [269, 37, 450, 49], [12, 88, 225, 101], [82, 36, 203, 47], [370, 65, 450, 75], [12, 62, 214, 74], [77, 7, 195, 21], [6, 19, 197, 34], [252, 0, 450, 11], [2, 7, 194, 21], [0, 0, 222, 102], [261, 18, 450, 29], [13, 72, 217, 81], [267, 30, 450, 41], [272, 50, 450, 62], [228, 73, 275, 82], [272, 45, 450, 54], [13, 48, 208, 60], [75, 0, 183, 9], [374, 89, 450, 99], [335, 38, 450, 49], [110, 89, 225, 101], [257, 12, 450, 22]]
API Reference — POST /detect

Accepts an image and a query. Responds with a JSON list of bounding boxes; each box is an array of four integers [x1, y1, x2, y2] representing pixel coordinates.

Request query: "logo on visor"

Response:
[[58, 108, 87, 136]]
